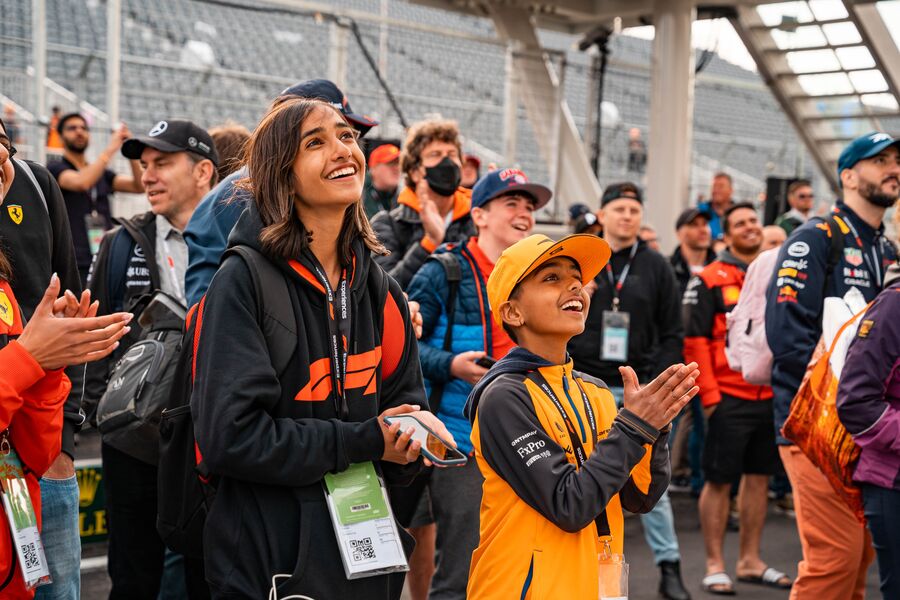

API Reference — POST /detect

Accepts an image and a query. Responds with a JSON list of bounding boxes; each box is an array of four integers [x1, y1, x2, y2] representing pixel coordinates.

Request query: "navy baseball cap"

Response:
[[280, 79, 378, 137], [837, 132, 900, 184], [471, 168, 551, 210], [568, 203, 590, 220], [122, 119, 219, 166], [676, 207, 710, 229]]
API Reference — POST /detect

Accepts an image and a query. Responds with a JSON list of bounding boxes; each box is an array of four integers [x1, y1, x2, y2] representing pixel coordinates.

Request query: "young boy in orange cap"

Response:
[[463, 233, 699, 599]]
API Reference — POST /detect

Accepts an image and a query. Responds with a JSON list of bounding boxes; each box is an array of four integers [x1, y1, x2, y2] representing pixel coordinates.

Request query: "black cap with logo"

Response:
[[122, 119, 219, 166], [600, 182, 643, 207]]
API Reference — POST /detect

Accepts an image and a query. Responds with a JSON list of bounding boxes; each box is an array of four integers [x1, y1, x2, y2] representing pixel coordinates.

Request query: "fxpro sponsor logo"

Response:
[[516, 439, 546, 458]]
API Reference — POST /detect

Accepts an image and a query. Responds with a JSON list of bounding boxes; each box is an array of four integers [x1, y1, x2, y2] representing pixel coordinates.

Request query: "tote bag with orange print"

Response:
[[781, 303, 871, 524]]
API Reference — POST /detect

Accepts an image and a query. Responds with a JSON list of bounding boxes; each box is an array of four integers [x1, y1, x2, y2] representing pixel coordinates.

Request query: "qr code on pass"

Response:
[[21, 542, 38, 569], [350, 537, 375, 562]]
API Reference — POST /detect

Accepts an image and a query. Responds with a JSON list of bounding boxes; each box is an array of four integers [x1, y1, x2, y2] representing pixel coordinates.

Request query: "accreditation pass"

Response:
[[324, 462, 409, 579]]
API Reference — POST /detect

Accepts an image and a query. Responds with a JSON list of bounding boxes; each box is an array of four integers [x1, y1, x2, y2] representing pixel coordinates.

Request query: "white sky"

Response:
[[625, 19, 758, 72], [625, 1, 900, 76]]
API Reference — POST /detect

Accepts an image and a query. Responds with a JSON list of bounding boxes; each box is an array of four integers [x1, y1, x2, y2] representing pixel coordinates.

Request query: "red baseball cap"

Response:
[[369, 144, 400, 168], [464, 154, 481, 168]]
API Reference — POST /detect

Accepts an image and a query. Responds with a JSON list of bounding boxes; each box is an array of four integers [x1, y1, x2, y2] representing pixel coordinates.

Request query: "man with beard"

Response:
[[47, 113, 144, 285], [684, 204, 790, 595], [766, 132, 900, 599]]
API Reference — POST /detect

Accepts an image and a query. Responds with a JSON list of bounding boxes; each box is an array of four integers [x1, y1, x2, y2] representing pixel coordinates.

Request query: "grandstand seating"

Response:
[[0, 0, 810, 204]]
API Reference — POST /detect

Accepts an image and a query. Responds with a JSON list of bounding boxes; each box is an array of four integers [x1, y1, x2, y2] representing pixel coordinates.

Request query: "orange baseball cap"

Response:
[[368, 144, 400, 168], [487, 234, 611, 327]]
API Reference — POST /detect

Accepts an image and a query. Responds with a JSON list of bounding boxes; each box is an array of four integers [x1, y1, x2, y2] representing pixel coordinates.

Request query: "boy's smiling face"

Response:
[[501, 257, 590, 340]]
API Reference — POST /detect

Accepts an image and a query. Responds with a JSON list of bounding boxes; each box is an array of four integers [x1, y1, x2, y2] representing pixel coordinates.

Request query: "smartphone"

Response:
[[383, 414, 468, 467], [475, 356, 496, 369]]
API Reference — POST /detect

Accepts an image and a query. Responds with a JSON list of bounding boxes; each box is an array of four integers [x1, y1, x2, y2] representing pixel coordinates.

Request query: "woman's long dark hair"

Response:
[[0, 250, 10, 282], [237, 98, 386, 265], [0, 116, 12, 281]]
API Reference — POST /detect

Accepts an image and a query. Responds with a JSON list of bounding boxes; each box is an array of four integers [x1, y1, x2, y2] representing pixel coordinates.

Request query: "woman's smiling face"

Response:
[[292, 104, 366, 212]]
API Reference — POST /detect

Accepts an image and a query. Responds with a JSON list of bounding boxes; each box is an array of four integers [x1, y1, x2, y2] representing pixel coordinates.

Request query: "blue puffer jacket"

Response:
[[408, 240, 492, 454]]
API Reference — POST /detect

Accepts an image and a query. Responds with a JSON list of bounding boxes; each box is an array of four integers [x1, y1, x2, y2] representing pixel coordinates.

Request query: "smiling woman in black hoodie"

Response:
[[191, 98, 452, 599]]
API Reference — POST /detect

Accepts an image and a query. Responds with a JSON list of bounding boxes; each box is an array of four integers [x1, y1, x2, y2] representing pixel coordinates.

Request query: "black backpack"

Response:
[[156, 245, 297, 559], [156, 245, 404, 558]]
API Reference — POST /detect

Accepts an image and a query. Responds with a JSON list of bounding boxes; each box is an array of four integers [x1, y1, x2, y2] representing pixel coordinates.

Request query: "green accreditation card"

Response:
[[323, 462, 408, 579], [0, 445, 51, 590], [324, 462, 390, 525]]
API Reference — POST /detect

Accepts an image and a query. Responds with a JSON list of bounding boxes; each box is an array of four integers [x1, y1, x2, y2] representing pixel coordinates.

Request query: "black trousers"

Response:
[[102, 442, 209, 600]]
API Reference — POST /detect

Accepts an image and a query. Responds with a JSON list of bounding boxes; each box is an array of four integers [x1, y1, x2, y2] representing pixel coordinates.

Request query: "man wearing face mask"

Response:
[[766, 132, 900, 599], [371, 119, 476, 289]]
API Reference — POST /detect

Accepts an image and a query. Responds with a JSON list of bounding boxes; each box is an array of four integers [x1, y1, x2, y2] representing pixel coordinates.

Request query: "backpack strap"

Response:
[[13, 159, 48, 215], [223, 246, 297, 376], [107, 228, 133, 313], [425, 252, 462, 414], [823, 214, 846, 296]]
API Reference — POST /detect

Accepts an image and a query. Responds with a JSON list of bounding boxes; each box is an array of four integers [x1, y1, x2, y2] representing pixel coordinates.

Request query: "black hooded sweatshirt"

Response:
[[191, 203, 426, 599]]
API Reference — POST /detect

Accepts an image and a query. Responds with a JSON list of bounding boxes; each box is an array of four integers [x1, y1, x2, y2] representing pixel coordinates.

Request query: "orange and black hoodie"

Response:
[[682, 250, 772, 407], [463, 348, 670, 600], [0, 281, 69, 598], [370, 187, 475, 289], [191, 204, 426, 599]]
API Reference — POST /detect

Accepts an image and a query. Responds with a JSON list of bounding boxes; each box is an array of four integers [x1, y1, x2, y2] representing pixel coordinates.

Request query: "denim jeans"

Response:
[[863, 484, 900, 599], [608, 386, 681, 565], [34, 475, 80, 600], [687, 395, 705, 493]]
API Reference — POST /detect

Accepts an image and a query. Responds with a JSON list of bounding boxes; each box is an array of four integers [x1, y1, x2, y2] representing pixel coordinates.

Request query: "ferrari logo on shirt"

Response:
[[6, 205, 23, 225], [722, 285, 741, 305], [0, 290, 13, 327]]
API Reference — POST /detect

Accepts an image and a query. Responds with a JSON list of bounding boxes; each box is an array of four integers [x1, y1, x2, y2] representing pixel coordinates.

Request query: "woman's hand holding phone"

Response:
[[378, 405, 458, 467]]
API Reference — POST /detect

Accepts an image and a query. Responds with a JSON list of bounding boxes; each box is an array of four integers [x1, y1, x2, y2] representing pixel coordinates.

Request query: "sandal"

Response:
[[702, 572, 736, 595], [737, 566, 792, 589]]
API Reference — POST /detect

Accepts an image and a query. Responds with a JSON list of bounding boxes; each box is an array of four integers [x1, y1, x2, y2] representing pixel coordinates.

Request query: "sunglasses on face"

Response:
[[0, 137, 16, 159], [797, 193, 814, 199]]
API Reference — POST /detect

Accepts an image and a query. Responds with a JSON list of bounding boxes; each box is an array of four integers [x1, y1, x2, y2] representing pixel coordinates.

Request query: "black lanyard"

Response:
[[526, 369, 611, 537], [842, 215, 884, 288], [307, 255, 353, 420], [605, 243, 638, 311]]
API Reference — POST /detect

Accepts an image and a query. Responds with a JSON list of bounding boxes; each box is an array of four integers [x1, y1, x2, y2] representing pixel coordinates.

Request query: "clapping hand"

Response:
[[619, 362, 700, 430], [17, 274, 133, 370]]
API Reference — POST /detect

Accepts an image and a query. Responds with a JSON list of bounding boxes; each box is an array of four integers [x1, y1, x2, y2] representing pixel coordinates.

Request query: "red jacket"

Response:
[[0, 280, 69, 597], [682, 252, 772, 407]]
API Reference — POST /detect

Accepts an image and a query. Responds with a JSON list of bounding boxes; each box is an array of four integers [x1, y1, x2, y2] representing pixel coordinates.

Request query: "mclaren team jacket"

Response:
[[191, 204, 426, 599], [683, 250, 772, 407], [463, 348, 670, 600]]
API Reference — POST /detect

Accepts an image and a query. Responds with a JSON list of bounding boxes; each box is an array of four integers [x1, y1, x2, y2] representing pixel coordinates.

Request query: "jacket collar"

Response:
[[465, 347, 571, 423], [397, 187, 472, 223], [835, 200, 884, 241], [716, 248, 749, 271]]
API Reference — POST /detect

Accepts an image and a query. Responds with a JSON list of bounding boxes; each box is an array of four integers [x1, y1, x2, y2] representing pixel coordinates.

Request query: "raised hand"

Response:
[[416, 180, 447, 246], [450, 350, 489, 385], [16, 275, 133, 370], [619, 362, 700, 430]]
